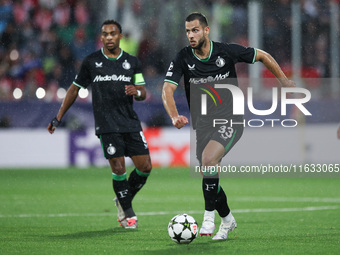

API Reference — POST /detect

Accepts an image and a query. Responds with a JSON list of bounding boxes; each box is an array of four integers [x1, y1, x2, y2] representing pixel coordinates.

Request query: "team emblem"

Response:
[[95, 62, 103, 68], [122, 60, 131, 70], [215, 56, 225, 67], [107, 144, 116, 155]]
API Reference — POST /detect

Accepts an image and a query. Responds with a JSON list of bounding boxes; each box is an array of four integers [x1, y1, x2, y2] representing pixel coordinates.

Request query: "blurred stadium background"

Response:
[[0, 0, 339, 168]]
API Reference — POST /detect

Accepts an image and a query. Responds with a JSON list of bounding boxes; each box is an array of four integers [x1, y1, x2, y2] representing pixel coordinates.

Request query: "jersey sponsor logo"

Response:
[[122, 60, 131, 70], [93, 74, 132, 82], [215, 56, 225, 67], [189, 71, 230, 84], [188, 64, 195, 70], [95, 62, 103, 68], [166, 71, 173, 77]]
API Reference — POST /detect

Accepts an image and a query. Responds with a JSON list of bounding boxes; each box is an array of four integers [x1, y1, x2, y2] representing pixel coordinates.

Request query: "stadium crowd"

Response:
[[0, 0, 97, 101], [0, 0, 336, 102]]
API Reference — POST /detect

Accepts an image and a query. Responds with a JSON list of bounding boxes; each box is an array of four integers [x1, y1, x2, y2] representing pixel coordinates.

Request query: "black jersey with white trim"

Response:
[[164, 41, 256, 128], [74, 48, 145, 135]]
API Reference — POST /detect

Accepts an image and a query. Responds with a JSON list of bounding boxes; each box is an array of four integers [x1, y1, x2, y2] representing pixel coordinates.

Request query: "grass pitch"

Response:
[[0, 167, 339, 255]]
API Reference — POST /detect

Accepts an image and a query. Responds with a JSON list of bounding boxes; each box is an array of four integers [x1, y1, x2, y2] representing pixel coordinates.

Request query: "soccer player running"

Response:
[[162, 12, 295, 240], [47, 20, 152, 229]]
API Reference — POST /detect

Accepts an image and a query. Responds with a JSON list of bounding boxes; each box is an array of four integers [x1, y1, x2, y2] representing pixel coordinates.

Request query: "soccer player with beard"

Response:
[[48, 20, 152, 229], [162, 12, 295, 240]]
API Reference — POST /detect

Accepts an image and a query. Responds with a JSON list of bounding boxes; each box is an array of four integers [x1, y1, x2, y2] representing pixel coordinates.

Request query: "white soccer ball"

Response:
[[168, 214, 199, 244]]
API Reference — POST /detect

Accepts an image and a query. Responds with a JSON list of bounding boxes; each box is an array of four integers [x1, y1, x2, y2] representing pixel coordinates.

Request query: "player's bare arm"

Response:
[[255, 49, 296, 88], [162, 82, 188, 129], [125, 85, 146, 101], [47, 84, 80, 134]]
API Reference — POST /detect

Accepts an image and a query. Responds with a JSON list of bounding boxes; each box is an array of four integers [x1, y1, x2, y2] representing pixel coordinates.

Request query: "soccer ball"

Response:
[[168, 214, 199, 244]]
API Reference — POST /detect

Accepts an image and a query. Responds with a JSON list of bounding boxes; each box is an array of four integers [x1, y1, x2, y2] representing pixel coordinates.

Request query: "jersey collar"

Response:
[[191, 40, 213, 62], [101, 48, 123, 61]]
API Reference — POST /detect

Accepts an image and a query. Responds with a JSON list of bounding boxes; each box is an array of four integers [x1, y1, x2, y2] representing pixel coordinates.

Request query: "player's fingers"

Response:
[[283, 80, 296, 88], [174, 123, 184, 129], [125, 85, 136, 95], [176, 120, 188, 129], [47, 125, 55, 134], [172, 119, 181, 128], [178, 116, 188, 124]]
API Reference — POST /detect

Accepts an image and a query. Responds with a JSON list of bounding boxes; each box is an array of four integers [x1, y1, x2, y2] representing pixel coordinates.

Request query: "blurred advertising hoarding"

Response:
[[0, 125, 339, 169]]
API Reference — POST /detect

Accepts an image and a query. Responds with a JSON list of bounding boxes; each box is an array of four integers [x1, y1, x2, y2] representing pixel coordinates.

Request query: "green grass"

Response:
[[0, 167, 340, 255]]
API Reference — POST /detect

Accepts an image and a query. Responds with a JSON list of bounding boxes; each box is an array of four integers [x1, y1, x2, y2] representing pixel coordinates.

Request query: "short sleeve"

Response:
[[226, 43, 256, 64], [164, 51, 184, 86], [73, 57, 92, 89]]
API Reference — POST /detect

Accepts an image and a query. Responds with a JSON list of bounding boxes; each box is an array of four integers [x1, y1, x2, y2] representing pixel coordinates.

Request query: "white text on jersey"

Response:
[[93, 75, 132, 83], [189, 71, 230, 84]]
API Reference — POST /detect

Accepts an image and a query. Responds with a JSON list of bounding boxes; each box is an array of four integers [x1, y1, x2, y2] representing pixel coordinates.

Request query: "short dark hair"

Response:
[[185, 12, 208, 27], [101, 19, 122, 33]]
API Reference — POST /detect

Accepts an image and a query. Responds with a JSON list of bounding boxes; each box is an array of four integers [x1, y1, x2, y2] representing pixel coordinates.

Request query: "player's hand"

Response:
[[171, 115, 188, 129], [337, 125, 340, 140], [47, 117, 60, 134], [125, 85, 138, 96], [280, 79, 296, 88]]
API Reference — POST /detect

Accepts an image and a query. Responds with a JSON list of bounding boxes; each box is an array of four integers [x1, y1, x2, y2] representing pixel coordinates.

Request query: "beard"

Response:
[[107, 46, 117, 53], [191, 37, 206, 50]]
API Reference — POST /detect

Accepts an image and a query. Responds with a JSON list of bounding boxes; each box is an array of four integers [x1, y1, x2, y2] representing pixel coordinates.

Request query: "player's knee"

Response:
[[201, 155, 219, 167], [136, 158, 152, 173], [140, 161, 152, 173], [108, 157, 126, 175], [111, 167, 126, 175], [110, 163, 125, 175]]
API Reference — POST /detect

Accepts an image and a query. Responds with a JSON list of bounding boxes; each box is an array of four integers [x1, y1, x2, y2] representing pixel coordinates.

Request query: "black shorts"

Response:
[[100, 131, 149, 159], [196, 122, 243, 164]]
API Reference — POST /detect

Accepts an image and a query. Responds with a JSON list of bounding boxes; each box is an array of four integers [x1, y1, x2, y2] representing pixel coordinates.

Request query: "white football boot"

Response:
[[212, 214, 237, 240], [119, 216, 138, 229], [199, 216, 215, 236], [114, 197, 125, 222]]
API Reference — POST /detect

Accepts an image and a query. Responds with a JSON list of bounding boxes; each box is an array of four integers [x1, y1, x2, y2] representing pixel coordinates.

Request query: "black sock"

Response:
[[128, 168, 149, 199], [215, 186, 230, 217], [112, 173, 135, 218], [202, 175, 219, 211]]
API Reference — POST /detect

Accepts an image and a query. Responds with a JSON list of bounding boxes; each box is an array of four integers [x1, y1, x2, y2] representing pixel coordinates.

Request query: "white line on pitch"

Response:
[[233, 197, 340, 203], [0, 205, 338, 218]]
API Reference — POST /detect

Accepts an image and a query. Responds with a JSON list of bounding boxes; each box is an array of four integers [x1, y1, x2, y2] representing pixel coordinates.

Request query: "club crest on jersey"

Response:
[[122, 60, 131, 70], [107, 144, 116, 155], [188, 64, 195, 71], [215, 56, 225, 67], [95, 62, 103, 68]]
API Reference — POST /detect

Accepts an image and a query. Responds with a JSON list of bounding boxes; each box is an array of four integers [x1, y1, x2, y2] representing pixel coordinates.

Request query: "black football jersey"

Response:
[[164, 41, 256, 129], [74, 48, 145, 135]]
